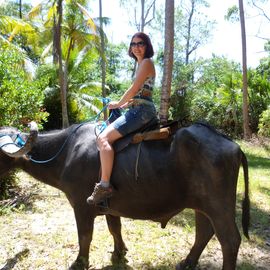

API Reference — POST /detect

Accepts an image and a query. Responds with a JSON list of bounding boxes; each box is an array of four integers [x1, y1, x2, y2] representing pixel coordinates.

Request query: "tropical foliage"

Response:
[[0, 0, 269, 138], [258, 106, 270, 137], [0, 45, 48, 128], [0, 0, 270, 213], [190, 57, 243, 135]]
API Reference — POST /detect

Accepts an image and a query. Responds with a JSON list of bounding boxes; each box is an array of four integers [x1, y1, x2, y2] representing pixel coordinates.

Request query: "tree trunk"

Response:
[[239, 0, 251, 139], [53, 14, 58, 65], [185, 0, 195, 65], [19, 0, 22, 18], [99, 0, 107, 120], [141, 0, 145, 32], [159, 0, 174, 124], [55, 0, 69, 128]]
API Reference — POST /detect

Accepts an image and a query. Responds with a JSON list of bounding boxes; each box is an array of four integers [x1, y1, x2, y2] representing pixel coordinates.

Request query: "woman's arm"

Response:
[[108, 59, 155, 109]]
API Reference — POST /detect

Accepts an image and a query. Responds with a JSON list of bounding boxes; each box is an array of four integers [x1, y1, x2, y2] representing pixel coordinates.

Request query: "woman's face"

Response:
[[130, 37, 146, 60]]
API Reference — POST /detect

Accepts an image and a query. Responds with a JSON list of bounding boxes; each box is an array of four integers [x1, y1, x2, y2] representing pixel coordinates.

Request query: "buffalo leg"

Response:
[[69, 205, 95, 270], [211, 215, 241, 270], [176, 211, 214, 270], [105, 215, 128, 264]]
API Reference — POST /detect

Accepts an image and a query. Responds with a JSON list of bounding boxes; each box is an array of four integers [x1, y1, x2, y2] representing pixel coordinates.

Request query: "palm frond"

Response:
[[76, 3, 96, 33], [69, 92, 102, 114], [79, 81, 110, 94], [101, 17, 111, 26], [73, 47, 88, 67], [0, 35, 11, 46], [0, 15, 38, 43], [0, 36, 37, 79], [70, 30, 98, 50], [41, 42, 53, 59], [47, 5, 57, 22], [27, 3, 43, 19]]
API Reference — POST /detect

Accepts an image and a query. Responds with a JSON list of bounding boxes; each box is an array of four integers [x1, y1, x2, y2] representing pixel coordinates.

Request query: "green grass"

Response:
[[0, 140, 269, 270], [235, 140, 270, 270]]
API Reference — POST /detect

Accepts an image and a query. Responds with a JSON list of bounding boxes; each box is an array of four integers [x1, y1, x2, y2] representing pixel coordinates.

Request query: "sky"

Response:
[[89, 0, 270, 67], [198, 0, 270, 67], [88, 0, 270, 68], [9, 0, 270, 68]]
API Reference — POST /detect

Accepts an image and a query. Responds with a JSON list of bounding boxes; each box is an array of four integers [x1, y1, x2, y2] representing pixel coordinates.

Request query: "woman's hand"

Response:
[[108, 101, 119, 110]]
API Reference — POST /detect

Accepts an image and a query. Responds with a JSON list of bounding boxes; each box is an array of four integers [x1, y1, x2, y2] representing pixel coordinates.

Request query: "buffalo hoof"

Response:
[[68, 256, 89, 270], [111, 249, 128, 265], [176, 259, 196, 270]]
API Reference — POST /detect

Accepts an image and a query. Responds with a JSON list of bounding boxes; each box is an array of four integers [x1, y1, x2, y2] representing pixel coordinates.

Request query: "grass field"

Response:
[[0, 140, 269, 270]]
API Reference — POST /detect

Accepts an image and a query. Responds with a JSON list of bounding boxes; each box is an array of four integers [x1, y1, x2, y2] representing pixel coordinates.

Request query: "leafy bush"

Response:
[[35, 44, 129, 129], [0, 46, 48, 129], [248, 69, 270, 132], [172, 56, 270, 137], [34, 64, 62, 129], [191, 59, 243, 136], [258, 106, 270, 137], [35, 63, 105, 129]]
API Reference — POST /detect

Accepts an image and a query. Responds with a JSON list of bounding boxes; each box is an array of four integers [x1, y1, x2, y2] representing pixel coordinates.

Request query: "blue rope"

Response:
[[29, 103, 111, 164], [29, 121, 86, 164]]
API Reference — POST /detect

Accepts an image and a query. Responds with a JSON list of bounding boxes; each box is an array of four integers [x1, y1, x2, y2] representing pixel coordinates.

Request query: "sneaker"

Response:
[[87, 183, 114, 205]]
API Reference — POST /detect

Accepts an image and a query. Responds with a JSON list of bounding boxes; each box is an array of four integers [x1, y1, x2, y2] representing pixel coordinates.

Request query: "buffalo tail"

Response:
[[241, 150, 250, 239]]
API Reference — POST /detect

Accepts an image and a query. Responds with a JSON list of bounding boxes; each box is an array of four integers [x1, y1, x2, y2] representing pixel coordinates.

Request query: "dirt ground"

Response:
[[0, 172, 269, 270]]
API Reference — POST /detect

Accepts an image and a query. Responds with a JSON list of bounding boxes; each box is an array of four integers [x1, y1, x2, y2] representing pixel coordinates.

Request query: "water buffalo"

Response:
[[0, 121, 250, 270]]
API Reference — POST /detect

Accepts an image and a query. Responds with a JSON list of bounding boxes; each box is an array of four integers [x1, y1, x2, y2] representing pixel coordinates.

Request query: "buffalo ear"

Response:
[[0, 122, 38, 158]]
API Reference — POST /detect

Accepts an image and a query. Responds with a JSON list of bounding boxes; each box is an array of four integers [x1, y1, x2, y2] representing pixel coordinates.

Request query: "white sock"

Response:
[[100, 180, 109, 188]]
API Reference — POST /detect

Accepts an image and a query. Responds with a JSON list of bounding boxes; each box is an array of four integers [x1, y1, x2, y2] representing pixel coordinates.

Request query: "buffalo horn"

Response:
[[0, 122, 38, 158]]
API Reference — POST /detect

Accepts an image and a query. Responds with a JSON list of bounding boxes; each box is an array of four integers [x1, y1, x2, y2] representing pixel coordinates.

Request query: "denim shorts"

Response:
[[111, 102, 158, 136]]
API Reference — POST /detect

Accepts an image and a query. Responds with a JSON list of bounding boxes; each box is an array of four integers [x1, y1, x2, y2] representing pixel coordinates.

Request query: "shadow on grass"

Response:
[[90, 261, 269, 270], [89, 264, 133, 270], [237, 261, 269, 270], [169, 208, 195, 228], [162, 184, 270, 269], [89, 262, 219, 270], [0, 249, 29, 270], [245, 152, 270, 169], [259, 186, 270, 196], [0, 172, 41, 215], [238, 197, 270, 244], [89, 260, 270, 270]]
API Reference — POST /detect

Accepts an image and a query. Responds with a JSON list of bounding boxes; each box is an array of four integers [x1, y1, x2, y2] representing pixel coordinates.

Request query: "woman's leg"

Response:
[[87, 125, 122, 204], [98, 125, 123, 182]]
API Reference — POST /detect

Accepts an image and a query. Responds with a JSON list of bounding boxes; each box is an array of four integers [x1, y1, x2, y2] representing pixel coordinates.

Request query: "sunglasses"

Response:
[[130, 41, 146, 48]]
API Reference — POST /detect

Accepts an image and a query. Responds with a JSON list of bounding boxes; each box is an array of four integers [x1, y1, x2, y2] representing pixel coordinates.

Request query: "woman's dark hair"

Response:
[[128, 32, 154, 61]]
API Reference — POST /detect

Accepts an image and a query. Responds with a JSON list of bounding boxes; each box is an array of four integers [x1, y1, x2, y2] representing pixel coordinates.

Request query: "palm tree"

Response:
[[28, 0, 99, 127], [1, 0, 103, 128], [99, 0, 108, 120], [159, 0, 174, 124], [0, 15, 39, 78], [54, 0, 69, 127]]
